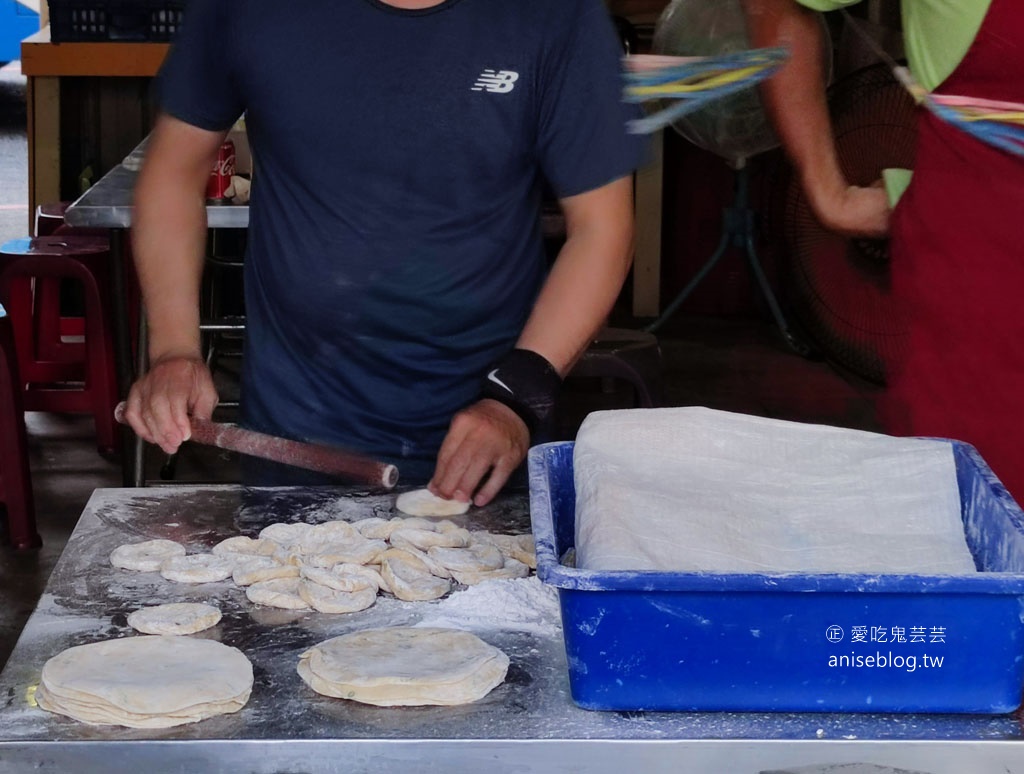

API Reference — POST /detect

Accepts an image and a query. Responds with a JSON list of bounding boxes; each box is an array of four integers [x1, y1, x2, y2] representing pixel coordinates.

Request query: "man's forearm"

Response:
[[516, 176, 635, 374], [131, 116, 224, 363]]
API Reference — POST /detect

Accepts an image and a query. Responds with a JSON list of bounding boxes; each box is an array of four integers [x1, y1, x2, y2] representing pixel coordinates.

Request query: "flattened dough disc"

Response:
[[126, 603, 222, 635], [395, 489, 470, 517]]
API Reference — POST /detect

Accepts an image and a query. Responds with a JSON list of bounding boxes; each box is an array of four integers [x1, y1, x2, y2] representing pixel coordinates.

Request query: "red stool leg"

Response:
[[80, 263, 120, 455], [0, 307, 41, 550]]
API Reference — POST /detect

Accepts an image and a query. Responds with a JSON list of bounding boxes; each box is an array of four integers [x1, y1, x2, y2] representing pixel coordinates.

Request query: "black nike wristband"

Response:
[[480, 349, 563, 442]]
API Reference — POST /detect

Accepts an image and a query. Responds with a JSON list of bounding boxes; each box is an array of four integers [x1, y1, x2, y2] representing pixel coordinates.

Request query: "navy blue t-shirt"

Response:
[[158, 0, 646, 482]]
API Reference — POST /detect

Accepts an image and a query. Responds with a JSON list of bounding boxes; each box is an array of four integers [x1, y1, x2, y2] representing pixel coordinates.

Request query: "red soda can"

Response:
[[206, 139, 236, 202]]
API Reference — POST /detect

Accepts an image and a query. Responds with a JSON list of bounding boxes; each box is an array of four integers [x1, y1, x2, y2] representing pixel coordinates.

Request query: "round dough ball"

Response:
[[126, 603, 222, 635], [211, 536, 277, 558], [395, 489, 470, 517], [380, 549, 451, 601], [298, 581, 377, 615], [246, 577, 310, 610], [297, 627, 508, 706], [300, 564, 383, 593], [233, 556, 299, 586], [258, 522, 313, 548], [110, 540, 186, 572], [160, 554, 234, 584]]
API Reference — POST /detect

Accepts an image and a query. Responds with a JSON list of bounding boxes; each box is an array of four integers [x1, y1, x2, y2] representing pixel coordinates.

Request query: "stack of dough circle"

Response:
[[297, 627, 509, 706], [35, 636, 253, 728]]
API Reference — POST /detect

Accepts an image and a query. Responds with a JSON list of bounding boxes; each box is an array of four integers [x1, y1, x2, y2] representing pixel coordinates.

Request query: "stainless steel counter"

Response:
[[2, 486, 1023, 773], [64, 141, 249, 230]]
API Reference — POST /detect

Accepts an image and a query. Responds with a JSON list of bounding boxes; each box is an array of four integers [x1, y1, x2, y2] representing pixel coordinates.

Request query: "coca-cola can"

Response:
[[206, 139, 236, 202]]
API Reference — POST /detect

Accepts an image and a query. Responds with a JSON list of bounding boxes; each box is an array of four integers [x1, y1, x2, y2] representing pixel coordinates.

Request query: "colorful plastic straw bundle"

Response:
[[892, 66, 1024, 158], [622, 47, 790, 135]]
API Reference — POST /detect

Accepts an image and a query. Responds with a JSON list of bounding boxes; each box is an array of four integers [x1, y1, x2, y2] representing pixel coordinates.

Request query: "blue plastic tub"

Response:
[[528, 440, 1024, 713]]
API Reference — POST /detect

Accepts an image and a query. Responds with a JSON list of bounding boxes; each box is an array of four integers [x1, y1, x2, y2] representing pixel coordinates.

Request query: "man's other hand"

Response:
[[429, 399, 530, 508]]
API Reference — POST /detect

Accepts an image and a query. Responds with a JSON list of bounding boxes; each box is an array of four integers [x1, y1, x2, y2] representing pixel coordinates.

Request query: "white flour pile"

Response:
[[416, 577, 561, 635], [574, 407, 977, 575]]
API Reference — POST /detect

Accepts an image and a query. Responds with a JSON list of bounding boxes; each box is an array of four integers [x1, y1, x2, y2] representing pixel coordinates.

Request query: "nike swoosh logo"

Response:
[[486, 369, 513, 394]]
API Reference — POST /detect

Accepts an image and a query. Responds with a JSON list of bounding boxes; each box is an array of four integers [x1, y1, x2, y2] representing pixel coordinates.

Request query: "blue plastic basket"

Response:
[[528, 440, 1024, 713]]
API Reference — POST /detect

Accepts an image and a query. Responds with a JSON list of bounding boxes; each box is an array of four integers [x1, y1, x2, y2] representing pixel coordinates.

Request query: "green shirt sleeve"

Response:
[[793, 0, 990, 92]]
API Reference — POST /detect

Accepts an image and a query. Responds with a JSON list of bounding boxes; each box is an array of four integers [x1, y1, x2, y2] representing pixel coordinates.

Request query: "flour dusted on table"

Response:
[[574, 407, 976, 575]]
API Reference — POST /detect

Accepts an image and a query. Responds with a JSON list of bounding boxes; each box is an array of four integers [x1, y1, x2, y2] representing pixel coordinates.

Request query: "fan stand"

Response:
[[644, 160, 810, 356]]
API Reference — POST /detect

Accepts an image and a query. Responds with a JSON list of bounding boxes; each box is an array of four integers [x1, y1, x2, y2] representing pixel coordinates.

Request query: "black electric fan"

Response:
[[781, 62, 917, 384]]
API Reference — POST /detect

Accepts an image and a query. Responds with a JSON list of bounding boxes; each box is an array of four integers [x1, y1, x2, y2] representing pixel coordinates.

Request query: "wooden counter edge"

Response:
[[21, 27, 169, 77]]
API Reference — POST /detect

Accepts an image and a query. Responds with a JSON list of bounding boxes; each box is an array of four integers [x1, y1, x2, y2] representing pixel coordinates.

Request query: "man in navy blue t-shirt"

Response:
[[124, 0, 647, 505]]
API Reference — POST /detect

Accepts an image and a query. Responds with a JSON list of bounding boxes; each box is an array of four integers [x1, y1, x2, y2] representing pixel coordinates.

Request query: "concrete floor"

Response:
[[0, 65, 880, 670]]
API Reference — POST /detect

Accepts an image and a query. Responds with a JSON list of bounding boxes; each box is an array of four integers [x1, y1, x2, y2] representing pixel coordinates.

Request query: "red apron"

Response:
[[883, 0, 1024, 501]]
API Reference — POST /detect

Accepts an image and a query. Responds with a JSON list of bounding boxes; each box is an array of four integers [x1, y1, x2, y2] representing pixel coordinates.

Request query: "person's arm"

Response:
[[744, 0, 890, 237], [429, 174, 635, 506], [122, 113, 227, 454]]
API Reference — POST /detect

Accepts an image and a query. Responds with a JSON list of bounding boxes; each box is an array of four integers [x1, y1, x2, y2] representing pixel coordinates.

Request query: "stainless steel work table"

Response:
[[1, 486, 1023, 773], [63, 142, 248, 486]]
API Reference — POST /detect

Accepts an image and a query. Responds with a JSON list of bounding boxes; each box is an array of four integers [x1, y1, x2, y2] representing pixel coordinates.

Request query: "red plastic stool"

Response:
[[0, 303, 41, 549], [0, 236, 120, 456], [32, 203, 111, 363]]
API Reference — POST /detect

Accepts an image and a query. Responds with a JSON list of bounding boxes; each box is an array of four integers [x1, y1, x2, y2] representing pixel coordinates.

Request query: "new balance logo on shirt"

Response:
[[472, 69, 519, 94]]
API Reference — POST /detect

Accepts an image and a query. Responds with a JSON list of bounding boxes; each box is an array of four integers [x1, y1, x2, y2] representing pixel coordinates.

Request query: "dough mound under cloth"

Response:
[[297, 627, 509, 706], [36, 635, 253, 728], [126, 603, 222, 635]]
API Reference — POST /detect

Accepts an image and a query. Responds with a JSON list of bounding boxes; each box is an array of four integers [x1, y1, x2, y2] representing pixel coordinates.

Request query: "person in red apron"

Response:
[[746, 0, 1024, 504]]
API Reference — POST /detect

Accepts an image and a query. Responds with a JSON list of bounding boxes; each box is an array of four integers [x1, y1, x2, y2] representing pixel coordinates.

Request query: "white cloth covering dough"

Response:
[[110, 540, 186, 572], [380, 549, 451, 601], [160, 554, 235, 584], [36, 635, 253, 728], [126, 603, 222, 635], [298, 580, 377, 614], [395, 489, 471, 517], [296, 627, 509, 706], [573, 407, 977, 574], [246, 577, 310, 610]]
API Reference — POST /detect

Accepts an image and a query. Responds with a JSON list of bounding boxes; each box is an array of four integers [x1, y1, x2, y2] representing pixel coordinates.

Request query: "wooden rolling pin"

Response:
[[115, 403, 399, 489]]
